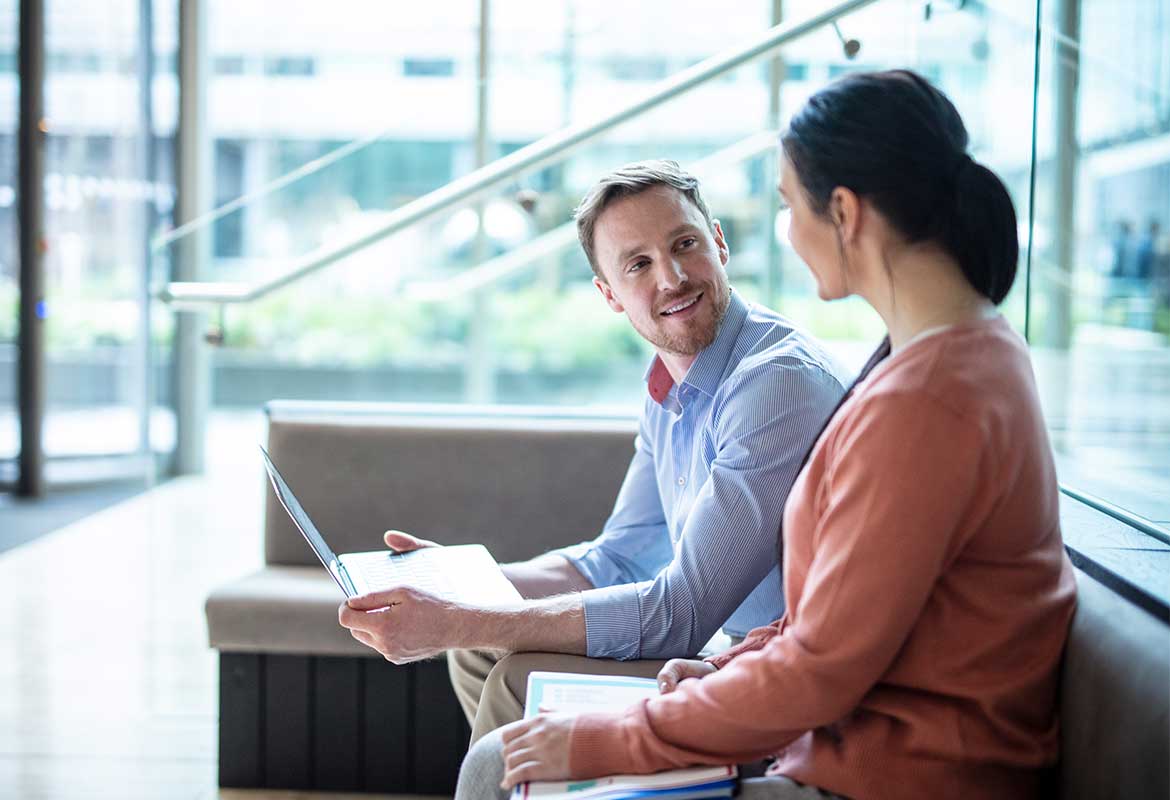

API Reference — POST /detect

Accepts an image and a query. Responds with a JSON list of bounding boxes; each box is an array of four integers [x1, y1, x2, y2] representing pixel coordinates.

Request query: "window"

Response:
[[263, 56, 315, 77], [403, 57, 455, 77]]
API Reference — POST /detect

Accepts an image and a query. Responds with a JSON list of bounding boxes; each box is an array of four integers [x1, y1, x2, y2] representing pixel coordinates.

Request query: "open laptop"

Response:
[[260, 446, 522, 605]]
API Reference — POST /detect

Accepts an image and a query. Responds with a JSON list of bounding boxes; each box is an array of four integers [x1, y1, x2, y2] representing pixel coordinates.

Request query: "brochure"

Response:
[[512, 672, 736, 800]]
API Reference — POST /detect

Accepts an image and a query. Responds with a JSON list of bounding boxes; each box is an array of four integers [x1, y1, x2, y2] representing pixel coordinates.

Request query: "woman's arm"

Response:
[[565, 392, 987, 778]]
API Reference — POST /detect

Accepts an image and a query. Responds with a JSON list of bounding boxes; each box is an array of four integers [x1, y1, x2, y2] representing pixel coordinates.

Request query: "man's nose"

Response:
[[656, 258, 688, 291]]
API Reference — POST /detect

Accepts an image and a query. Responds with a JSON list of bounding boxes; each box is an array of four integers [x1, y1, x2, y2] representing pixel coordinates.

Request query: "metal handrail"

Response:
[[159, 0, 879, 308], [404, 130, 781, 302]]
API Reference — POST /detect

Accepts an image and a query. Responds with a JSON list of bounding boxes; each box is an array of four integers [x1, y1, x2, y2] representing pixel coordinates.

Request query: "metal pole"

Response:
[[764, 0, 785, 308], [137, 0, 157, 473], [1048, 0, 1079, 350], [17, 0, 45, 497], [173, 0, 211, 474], [466, 0, 494, 403]]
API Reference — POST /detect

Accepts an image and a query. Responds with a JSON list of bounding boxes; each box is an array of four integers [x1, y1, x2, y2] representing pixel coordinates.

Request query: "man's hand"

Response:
[[383, 529, 440, 552], [338, 587, 470, 664], [499, 713, 576, 789], [657, 658, 716, 693]]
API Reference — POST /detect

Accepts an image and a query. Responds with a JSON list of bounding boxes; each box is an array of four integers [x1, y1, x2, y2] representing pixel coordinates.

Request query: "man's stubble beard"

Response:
[[633, 278, 732, 357]]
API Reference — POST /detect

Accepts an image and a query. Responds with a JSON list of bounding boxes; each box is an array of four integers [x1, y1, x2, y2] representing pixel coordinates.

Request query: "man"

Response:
[[339, 160, 845, 742]]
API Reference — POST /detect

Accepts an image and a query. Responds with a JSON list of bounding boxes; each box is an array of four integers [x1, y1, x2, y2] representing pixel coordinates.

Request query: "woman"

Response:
[[456, 70, 1076, 800]]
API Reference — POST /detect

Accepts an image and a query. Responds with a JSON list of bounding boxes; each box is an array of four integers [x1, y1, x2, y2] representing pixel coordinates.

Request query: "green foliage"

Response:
[[0, 278, 15, 342]]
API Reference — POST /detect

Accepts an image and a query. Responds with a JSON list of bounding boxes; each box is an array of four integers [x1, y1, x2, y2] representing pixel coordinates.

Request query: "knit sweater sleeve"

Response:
[[568, 391, 986, 779], [705, 621, 783, 669]]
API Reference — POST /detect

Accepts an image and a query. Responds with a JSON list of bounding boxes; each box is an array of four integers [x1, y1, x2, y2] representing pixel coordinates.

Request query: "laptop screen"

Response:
[[259, 446, 356, 596]]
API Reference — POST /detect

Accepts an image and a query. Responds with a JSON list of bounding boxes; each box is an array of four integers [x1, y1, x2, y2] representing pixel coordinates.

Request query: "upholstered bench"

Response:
[[206, 402, 638, 794], [206, 402, 1170, 799]]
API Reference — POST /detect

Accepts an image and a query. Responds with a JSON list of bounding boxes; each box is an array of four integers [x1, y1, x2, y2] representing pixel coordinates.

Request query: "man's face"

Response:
[[592, 185, 731, 357]]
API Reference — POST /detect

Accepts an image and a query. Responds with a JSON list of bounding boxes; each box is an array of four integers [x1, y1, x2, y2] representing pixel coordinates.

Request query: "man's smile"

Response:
[[660, 291, 704, 317]]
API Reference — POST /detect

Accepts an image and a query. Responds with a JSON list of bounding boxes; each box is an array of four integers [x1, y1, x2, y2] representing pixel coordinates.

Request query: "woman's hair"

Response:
[[780, 69, 1019, 304], [777, 70, 1018, 561]]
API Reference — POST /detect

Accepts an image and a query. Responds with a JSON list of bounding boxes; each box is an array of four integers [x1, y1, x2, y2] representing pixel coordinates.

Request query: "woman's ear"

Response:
[[829, 187, 862, 245]]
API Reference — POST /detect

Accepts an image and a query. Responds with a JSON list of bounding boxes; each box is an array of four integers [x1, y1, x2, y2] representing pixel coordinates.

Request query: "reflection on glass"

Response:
[[0, 0, 15, 460], [39, 0, 176, 463], [1029, 0, 1169, 529]]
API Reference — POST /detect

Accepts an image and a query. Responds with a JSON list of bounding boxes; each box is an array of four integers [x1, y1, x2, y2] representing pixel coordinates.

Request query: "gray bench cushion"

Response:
[[1059, 569, 1169, 800], [206, 566, 374, 657]]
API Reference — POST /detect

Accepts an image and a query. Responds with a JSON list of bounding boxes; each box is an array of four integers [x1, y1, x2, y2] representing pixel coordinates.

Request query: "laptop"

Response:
[[260, 446, 522, 605]]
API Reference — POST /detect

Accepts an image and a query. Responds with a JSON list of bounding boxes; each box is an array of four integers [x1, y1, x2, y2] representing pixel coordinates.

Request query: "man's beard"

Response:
[[633, 279, 731, 357]]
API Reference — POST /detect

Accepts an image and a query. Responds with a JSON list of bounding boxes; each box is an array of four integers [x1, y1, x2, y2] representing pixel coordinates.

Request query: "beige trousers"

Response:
[[448, 649, 668, 744]]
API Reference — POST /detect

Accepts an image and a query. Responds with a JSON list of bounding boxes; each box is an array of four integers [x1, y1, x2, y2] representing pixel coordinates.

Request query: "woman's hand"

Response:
[[657, 658, 716, 693], [499, 713, 576, 789]]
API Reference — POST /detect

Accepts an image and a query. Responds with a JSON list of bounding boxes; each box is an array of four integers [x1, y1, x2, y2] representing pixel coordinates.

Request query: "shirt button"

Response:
[[677, 476, 686, 486]]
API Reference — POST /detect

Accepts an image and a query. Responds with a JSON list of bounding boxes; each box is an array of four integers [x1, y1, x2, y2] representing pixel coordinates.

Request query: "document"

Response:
[[513, 672, 736, 800]]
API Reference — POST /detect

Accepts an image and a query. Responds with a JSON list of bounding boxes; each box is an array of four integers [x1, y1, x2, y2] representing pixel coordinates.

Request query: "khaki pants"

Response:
[[448, 649, 668, 744]]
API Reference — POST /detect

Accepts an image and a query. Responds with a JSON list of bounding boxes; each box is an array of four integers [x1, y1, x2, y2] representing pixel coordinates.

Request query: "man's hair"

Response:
[[573, 160, 714, 280]]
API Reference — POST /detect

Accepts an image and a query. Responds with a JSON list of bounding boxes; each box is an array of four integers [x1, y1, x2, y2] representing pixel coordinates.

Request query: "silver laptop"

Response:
[[260, 446, 522, 604]]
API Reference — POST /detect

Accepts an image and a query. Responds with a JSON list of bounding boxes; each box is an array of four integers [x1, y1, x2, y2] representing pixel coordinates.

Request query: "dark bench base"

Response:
[[218, 652, 469, 795]]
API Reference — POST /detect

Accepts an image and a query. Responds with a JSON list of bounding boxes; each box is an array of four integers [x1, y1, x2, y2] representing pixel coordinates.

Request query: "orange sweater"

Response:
[[569, 316, 1077, 800]]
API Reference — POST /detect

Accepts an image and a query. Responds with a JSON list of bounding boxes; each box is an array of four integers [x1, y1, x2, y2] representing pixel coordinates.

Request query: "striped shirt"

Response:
[[556, 290, 846, 660]]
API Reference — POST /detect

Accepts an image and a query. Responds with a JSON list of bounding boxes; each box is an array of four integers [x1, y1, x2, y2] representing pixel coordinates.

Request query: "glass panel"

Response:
[[0, 0, 16, 463], [188, 0, 1049, 415], [1031, 0, 1169, 530], [41, 0, 176, 465]]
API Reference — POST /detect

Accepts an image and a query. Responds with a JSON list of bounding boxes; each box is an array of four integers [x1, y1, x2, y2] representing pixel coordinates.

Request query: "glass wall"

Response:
[[34, 0, 177, 472], [0, 2, 16, 466], [201, 0, 1037, 410], [159, 0, 1165, 534], [1030, 0, 1169, 529]]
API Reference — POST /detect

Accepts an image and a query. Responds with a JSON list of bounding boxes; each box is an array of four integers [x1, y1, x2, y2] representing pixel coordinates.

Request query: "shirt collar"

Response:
[[643, 289, 749, 405]]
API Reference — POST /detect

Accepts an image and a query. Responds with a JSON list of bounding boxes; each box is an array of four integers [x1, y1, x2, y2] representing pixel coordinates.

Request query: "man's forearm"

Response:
[[459, 593, 588, 655], [502, 554, 594, 599]]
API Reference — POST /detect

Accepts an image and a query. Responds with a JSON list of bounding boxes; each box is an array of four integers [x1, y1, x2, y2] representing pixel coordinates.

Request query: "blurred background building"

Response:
[[0, 0, 1166, 527]]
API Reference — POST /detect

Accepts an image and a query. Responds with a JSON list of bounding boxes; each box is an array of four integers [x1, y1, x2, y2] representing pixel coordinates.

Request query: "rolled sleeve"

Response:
[[579, 581, 649, 660]]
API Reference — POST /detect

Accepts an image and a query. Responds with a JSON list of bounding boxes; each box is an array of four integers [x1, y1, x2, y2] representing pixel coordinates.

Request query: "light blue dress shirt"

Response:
[[555, 290, 847, 660]]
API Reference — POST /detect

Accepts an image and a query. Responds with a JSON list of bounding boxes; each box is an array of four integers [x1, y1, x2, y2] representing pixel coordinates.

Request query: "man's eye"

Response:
[[777, 198, 791, 212], [628, 260, 648, 273], [678, 238, 696, 249]]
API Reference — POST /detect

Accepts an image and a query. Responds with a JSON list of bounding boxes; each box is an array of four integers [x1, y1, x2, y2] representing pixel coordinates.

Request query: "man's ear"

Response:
[[711, 219, 730, 266], [829, 187, 862, 245], [594, 275, 624, 313]]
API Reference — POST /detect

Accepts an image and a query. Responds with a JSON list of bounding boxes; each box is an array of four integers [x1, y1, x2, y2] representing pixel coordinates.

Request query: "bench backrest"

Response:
[[1059, 570, 1169, 800], [263, 408, 638, 567]]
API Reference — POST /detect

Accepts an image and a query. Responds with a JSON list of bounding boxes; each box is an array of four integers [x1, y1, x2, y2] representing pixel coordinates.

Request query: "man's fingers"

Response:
[[349, 628, 376, 648], [345, 588, 407, 611], [383, 530, 439, 552]]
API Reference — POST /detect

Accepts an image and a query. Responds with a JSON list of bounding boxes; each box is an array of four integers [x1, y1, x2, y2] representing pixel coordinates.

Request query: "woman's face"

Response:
[[778, 153, 850, 301]]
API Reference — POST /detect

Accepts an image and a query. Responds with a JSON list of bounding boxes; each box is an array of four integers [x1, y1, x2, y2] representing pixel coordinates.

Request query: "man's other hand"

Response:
[[383, 529, 440, 552], [657, 658, 716, 693], [338, 587, 467, 664]]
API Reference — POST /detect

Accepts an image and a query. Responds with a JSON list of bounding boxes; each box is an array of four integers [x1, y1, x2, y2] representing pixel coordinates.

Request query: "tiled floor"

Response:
[[0, 414, 443, 799]]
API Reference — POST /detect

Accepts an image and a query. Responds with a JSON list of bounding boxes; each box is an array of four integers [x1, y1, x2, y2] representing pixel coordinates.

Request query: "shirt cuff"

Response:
[[551, 542, 627, 591], [580, 582, 644, 660]]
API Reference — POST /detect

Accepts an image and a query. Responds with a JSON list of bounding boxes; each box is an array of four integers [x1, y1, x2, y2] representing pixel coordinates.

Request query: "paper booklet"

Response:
[[511, 672, 736, 800]]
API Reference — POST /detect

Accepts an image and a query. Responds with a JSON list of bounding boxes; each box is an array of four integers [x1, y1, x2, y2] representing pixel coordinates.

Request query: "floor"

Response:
[[0, 481, 149, 555], [0, 413, 443, 800]]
